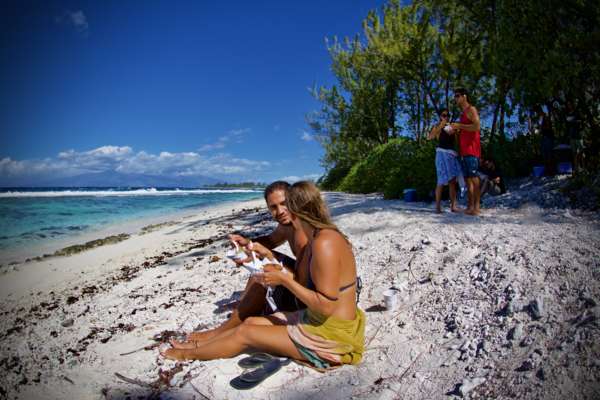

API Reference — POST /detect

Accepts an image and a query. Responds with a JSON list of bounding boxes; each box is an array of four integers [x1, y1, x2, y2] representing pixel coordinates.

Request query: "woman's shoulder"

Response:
[[314, 230, 346, 252]]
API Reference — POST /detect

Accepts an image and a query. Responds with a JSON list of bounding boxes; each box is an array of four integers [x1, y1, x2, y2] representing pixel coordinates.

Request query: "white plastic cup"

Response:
[[383, 289, 400, 311]]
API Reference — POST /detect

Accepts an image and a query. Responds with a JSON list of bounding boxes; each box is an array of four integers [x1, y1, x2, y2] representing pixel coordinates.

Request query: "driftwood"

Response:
[[114, 372, 154, 388]]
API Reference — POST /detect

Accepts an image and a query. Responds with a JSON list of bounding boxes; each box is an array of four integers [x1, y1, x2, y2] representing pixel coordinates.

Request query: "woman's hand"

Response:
[[258, 268, 290, 287]]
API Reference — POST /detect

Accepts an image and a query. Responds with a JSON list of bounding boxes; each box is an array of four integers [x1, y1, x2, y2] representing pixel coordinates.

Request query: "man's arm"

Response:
[[253, 224, 287, 250], [452, 106, 480, 132]]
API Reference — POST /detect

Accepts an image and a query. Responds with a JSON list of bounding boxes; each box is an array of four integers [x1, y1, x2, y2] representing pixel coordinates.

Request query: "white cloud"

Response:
[[198, 128, 250, 152], [56, 10, 89, 35], [279, 173, 322, 183], [0, 145, 270, 184], [300, 130, 314, 141], [69, 11, 89, 32]]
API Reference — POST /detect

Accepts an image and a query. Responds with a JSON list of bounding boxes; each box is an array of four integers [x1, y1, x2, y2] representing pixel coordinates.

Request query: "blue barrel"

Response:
[[403, 188, 417, 202], [532, 166, 545, 177]]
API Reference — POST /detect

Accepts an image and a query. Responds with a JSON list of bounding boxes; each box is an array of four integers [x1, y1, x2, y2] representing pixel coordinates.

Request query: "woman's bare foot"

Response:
[[451, 207, 462, 213], [465, 209, 480, 216], [435, 208, 442, 214], [160, 347, 193, 361], [169, 339, 198, 349]]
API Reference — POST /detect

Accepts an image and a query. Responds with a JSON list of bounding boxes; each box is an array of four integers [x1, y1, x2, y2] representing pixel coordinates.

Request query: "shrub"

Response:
[[337, 138, 437, 200], [337, 137, 412, 194], [485, 133, 540, 178], [318, 163, 353, 190], [383, 140, 436, 199]]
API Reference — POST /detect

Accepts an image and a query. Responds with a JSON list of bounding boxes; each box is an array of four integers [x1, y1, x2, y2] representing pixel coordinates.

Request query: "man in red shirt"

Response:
[[451, 88, 481, 216]]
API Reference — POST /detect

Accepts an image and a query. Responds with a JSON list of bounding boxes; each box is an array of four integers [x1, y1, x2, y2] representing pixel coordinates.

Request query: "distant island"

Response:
[[206, 181, 267, 189]]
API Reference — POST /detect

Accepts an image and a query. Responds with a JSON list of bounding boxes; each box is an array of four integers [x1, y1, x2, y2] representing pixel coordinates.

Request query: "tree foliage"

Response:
[[311, 0, 600, 196]]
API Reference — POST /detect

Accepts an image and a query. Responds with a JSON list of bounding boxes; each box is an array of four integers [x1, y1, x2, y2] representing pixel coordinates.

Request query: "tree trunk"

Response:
[[499, 101, 506, 137], [387, 79, 397, 140], [416, 85, 421, 141], [490, 96, 501, 139]]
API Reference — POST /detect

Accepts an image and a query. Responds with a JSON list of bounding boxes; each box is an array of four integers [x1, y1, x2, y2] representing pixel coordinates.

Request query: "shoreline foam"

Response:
[[0, 197, 263, 267]]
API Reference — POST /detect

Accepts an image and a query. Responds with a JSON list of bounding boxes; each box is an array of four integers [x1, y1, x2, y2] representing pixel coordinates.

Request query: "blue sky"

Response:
[[0, 1, 386, 186]]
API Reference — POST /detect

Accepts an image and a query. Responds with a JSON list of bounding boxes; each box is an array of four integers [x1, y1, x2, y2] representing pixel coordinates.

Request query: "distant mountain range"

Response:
[[1, 171, 221, 188]]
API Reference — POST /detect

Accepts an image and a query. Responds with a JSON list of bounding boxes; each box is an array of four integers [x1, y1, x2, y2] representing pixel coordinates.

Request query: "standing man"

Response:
[[183, 181, 308, 345], [451, 88, 481, 216]]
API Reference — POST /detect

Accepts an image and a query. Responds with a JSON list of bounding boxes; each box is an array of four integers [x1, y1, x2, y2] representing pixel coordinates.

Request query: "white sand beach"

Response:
[[1, 179, 599, 399]]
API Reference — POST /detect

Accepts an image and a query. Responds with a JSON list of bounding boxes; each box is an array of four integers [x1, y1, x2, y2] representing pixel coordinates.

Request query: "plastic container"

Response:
[[403, 188, 417, 202], [383, 288, 400, 311], [532, 166, 545, 177], [557, 162, 573, 174]]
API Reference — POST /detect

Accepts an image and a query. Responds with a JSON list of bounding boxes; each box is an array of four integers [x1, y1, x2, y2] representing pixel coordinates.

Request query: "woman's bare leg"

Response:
[[184, 277, 267, 344], [162, 320, 306, 362], [435, 185, 443, 213], [171, 314, 287, 349], [449, 178, 461, 212]]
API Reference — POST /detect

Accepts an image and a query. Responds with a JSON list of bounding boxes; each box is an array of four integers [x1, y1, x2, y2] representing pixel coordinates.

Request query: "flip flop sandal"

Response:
[[230, 358, 290, 390], [237, 352, 274, 369]]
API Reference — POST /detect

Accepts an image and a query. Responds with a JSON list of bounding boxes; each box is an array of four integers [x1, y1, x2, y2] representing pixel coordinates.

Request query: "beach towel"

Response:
[[435, 147, 463, 186]]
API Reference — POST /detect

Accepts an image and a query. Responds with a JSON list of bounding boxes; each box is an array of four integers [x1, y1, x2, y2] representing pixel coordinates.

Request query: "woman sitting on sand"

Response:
[[161, 181, 365, 368]]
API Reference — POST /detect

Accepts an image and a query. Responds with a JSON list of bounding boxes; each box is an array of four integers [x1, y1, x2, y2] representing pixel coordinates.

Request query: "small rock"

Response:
[[410, 349, 418, 360], [460, 340, 470, 352], [536, 368, 546, 381], [520, 336, 534, 347], [61, 319, 74, 328], [508, 323, 524, 341], [421, 239, 431, 245], [458, 377, 486, 397], [581, 296, 597, 308], [516, 359, 535, 372], [529, 298, 544, 320]]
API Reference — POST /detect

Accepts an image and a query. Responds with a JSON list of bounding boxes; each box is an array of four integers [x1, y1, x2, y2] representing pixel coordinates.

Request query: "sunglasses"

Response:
[[454, 94, 461, 98], [441, 113, 448, 118]]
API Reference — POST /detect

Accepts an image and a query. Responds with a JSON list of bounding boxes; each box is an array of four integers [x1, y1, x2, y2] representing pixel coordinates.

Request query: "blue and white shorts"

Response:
[[435, 148, 462, 186], [461, 156, 480, 178]]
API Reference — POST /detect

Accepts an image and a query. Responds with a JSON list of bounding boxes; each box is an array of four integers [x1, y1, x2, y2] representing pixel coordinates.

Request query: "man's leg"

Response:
[[473, 176, 481, 214], [465, 177, 474, 213]]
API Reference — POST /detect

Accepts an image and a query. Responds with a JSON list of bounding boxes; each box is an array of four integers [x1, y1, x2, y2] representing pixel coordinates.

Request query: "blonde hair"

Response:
[[286, 181, 348, 241]]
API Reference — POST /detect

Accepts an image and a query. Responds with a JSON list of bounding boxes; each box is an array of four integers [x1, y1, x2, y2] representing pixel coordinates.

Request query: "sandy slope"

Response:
[[0, 179, 599, 400]]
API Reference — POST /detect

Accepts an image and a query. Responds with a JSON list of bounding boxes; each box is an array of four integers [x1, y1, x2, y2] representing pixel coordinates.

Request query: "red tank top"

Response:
[[458, 107, 481, 157]]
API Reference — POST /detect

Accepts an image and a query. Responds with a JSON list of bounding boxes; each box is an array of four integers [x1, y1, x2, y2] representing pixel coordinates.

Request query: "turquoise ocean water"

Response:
[[0, 187, 262, 260]]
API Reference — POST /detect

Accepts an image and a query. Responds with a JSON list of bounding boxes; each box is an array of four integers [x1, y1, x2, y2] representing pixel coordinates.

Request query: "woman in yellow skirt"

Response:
[[162, 181, 365, 369]]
